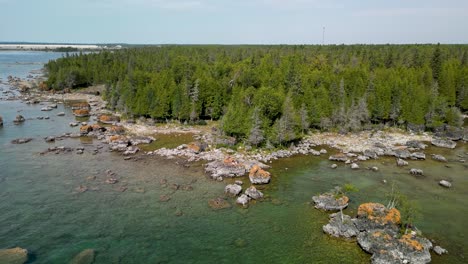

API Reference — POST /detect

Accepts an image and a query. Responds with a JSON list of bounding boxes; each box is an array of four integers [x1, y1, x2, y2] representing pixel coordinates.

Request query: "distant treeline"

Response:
[[45, 44, 468, 146]]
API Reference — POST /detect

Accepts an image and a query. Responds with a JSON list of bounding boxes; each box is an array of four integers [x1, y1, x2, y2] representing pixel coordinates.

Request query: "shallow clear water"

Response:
[[0, 51, 467, 263]]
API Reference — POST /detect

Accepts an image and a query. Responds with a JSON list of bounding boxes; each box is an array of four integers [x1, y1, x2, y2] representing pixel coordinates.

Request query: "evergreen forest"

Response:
[[44, 44, 468, 146]]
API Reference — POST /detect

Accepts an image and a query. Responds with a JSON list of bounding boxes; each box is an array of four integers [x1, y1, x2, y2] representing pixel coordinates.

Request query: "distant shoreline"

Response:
[[0, 44, 122, 51]]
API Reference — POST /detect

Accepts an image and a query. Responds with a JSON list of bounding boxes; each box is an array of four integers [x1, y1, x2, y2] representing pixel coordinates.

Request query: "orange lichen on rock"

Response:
[[109, 125, 125, 134], [99, 114, 119, 123], [91, 124, 103, 130], [223, 156, 238, 166], [71, 102, 90, 109], [399, 234, 424, 251], [372, 231, 392, 241], [249, 165, 271, 178], [109, 135, 126, 142], [73, 109, 90, 117], [80, 125, 92, 133], [357, 203, 401, 225]]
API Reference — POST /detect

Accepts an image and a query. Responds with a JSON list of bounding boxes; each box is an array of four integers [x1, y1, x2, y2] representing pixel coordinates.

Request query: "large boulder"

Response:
[[248, 165, 271, 184], [70, 248, 95, 264], [357, 230, 432, 264], [0, 247, 28, 264], [323, 212, 359, 238], [431, 138, 456, 149]]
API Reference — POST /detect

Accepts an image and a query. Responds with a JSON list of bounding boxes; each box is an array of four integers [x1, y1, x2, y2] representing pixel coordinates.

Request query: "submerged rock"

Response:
[[323, 212, 359, 238], [248, 165, 271, 184], [11, 138, 32, 144], [409, 168, 424, 176], [431, 138, 456, 149], [0, 247, 28, 264], [439, 180, 452, 188], [329, 153, 348, 162], [224, 184, 242, 196], [70, 248, 95, 264], [208, 197, 231, 210], [431, 154, 447, 162], [13, 115, 25, 124], [433, 245, 448, 255], [396, 158, 409, 167]]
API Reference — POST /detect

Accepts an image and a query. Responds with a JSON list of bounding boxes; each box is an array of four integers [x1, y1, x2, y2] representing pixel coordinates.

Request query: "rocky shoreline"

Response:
[[1, 75, 466, 263]]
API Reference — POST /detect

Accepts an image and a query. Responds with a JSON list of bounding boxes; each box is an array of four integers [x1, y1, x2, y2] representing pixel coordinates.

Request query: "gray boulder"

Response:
[[433, 245, 448, 255], [236, 194, 251, 206], [395, 149, 411, 159], [312, 190, 349, 211], [322, 212, 359, 238], [409, 168, 424, 176], [245, 186, 263, 200], [431, 154, 447, 162], [406, 140, 427, 149], [351, 163, 359, 169], [396, 158, 409, 167], [410, 152, 426, 160], [439, 180, 452, 188], [431, 138, 456, 149], [329, 153, 348, 162], [363, 149, 378, 159], [13, 115, 25, 124], [11, 138, 32, 144], [224, 184, 242, 196]]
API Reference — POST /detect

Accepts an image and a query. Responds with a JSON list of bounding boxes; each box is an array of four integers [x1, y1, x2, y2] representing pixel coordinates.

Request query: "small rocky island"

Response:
[[312, 188, 448, 264]]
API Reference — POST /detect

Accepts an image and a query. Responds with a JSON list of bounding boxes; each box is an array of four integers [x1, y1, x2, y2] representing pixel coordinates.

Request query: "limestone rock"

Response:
[[410, 152, 426, 160], [13, 115, 25, 124], [439, 180, 452, 188], [11, 138, 32, 144], [323, 212, 359, 238], [431, 154, 447, 162], [224, 184, 242, 196], [431, 139, 456, 149], [312, 190, 349, 211], [396, 158, 408, 167], [249, 165, 271, 184], [236, 194, 251, 206], [0, 247, 28, 264], [409, 169, 424, 176], [329, 153, 348, 162], [433, 245, 448, 255], [406, 140, 427, 150], [244, 186, 263, 200], [331, 164, 338, 169], [351, 163, 359, 169]]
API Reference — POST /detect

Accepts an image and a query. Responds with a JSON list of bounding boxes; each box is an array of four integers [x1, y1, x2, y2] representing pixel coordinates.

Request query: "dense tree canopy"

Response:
[[45, 44, 468, 146]]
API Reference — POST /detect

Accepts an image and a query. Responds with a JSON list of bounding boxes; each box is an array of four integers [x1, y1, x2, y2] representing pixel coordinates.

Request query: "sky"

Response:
[[0, 0, 467, 44]]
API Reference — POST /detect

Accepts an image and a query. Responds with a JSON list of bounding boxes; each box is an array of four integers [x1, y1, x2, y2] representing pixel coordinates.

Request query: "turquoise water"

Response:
[[0, 51, 467, 263]]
